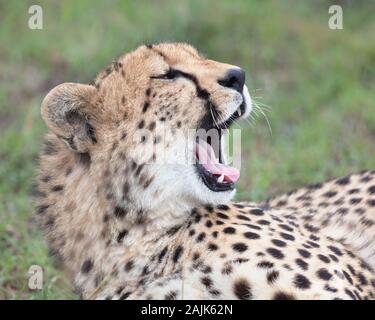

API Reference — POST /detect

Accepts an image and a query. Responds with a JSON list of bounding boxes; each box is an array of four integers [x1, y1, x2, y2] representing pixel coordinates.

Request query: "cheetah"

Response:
[[35, 43, 375, 300]]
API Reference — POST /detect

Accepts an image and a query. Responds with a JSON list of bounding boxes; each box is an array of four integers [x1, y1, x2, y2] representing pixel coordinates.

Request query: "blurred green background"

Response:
[[0, 0, 374, 299]]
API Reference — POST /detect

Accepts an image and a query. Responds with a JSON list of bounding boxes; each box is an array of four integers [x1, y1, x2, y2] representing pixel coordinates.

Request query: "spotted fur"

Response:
[[35, 43, 375, 300]]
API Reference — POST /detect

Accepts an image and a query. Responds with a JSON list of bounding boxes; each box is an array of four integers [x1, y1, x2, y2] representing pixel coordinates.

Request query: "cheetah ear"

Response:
[[41, 83, 98, 153]]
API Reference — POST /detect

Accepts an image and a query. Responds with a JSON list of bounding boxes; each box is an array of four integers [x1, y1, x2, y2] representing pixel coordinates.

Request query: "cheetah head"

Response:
[[41, 43, 251, 220]]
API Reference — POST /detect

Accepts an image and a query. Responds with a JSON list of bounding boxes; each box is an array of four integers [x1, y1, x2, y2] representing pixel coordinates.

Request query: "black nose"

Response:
[[218, 68, 245, 93]]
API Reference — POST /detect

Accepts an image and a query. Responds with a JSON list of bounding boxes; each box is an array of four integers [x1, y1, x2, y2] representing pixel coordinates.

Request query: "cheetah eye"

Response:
[[151, 69, 180, 80]]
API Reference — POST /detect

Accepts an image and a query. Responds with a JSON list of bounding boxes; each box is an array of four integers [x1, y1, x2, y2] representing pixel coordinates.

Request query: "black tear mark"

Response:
[[151, 68, 210, 100], [85, 122, 97, 144]]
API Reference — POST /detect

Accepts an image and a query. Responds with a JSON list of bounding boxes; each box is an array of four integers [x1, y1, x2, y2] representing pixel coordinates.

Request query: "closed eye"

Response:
[[151, 68, 181, 80]]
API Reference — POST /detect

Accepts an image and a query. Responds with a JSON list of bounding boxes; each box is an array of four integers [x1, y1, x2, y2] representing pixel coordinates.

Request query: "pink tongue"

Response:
[[196, 139, 240, 183]]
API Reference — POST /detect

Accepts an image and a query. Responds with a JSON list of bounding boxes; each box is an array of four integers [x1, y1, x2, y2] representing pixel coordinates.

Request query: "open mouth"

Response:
[[195, 102, 245, 192]]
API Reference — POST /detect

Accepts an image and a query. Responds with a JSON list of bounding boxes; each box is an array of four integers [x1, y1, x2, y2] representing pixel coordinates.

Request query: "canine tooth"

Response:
[[217, 174, 224, 183], [237, 109, 241, 116]]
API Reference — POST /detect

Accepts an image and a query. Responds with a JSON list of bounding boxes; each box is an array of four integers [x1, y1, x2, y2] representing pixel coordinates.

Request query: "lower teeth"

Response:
[[217, 174, 225, 183]]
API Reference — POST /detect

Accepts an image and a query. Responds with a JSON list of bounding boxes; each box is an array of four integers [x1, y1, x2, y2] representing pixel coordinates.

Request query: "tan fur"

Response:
[[35, 43, 375, 300]]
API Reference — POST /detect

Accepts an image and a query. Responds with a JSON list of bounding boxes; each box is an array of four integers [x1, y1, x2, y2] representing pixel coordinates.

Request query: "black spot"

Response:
[[119, 292, 131, 300], [329, 254, 339, 262], [273, 292, 295, 300], [222, 265, 233, 275], [367, 199, 375, 207], [233, 279, 252, 300], [223, 227, 236, 234], [245, 224, 261, 230], [135, 163, 145, 177], [345, 289, 357, 300], [267, 248, 284, 259], [232, 243, 248, 253], [350, 198, 362, 205], [173, 245, 183, 263], [327, 245, 343, 256], [317, 268, 333, 281], [317, 254, 330, 263], [324, 284, 338, 293], [249, 208, 264, 216], [278, 224, 293, 232], [114, 206, 127, 218], [257, 219, 270, 225], [368, 185, 375, 194], [336, 176, 351, 185], [138, 120, 145, 129], [164, 291, 177, 300], [294, 274, 311, 289], [196, 232, 206, 242], [205, 205, 214, 213], [51, 185, 64, 192], [304, 224, 319, 233], [205, 220, 213, 228], [342, 271, 353, 285], [267, 270, 279, 284], [348, 188, 360, 194], [257, 261, 274, 268], [295, 258, 308, 271], [201, 276, 212, 288], [148, 121, 156, 131], [271, 239, 287, 247], [217, 212, 229, 219], [357, 273, 368, 286], [192, 252, 200, 261], [237, 214, 250, 221], [201, 265, 212, 274], [209, 289, 221, 297], [323, 191, 337, 198], [243, 232, 260, 240], [81, 259, 93, 274], [117, 230, 128, 243], [298, 249, 311, 258], [280, 232, 295, 241], [158, 246, 168, 262], [306, 240, 320, 248], [234, 203, 245, 208], [208, 243, 218, 251], [217, 204, 230, 211], [142, 102, 150, 113], [142, 266, 149, 276], [124, 260, 134, 272]]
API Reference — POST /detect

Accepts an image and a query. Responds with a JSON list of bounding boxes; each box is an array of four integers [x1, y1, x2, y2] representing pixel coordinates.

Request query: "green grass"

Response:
[[0, 0, 374, 299]]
